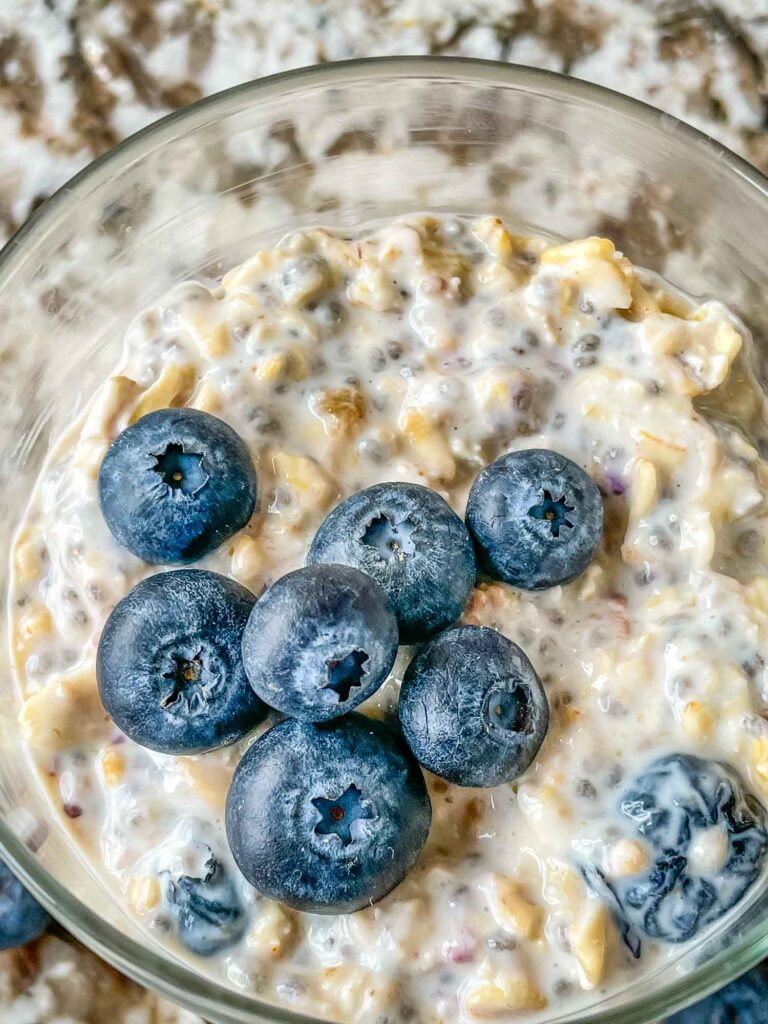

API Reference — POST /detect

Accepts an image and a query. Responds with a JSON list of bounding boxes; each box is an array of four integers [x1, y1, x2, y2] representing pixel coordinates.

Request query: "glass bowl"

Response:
[[2, 56, 768, 1024]]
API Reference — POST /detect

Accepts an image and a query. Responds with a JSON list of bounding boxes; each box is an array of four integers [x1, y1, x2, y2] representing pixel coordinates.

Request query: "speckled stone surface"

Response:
[[0, 0, 766, 245], [0, 1, 766, 1021]]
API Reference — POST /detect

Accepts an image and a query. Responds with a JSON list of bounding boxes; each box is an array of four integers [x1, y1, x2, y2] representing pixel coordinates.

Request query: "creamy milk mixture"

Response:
[[10, 215, 768, 1022]]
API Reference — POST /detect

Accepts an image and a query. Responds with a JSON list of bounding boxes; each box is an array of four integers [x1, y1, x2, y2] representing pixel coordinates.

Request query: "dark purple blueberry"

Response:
[[667, 964, 768, 1024], [307, 482, 476, 642], [225, 714, 431, 913], [398, 625, 549, 787], [241, 564, 398, 722], [97, 569, 267, 754], [612, 754, 768, 943], [0, 860, 50, 950], [99, 408, 257, 564], [162, 844, 245, 956], [466, 449, 603, 590]]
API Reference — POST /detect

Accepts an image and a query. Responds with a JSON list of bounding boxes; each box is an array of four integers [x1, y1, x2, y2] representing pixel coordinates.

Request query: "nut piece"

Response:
[[399, 408, 455, 483], [629, 458, 658, 521], [14, 605, 53, 670], [82, 375, 141, 439], [190, 379, 221, 415], [606, 838, 649, 878], [176, 752, 236, 813], [572, 904, 611, 988], [271, 451, 337, 529], [19, 663, 111, 752], [485, 876, 543, 940], [539, 237, 633, 310], [464, 973, 547, 1016], [463, 582, 519, 627], [127, 874, 161, 916], [99, 746, 125, 787], [246, 900, 298, 960], [129, 363, 197, 424], [682, 700, 715, 742], [747, 577, 768, 616], [318, 965, 397, 1019], [578, 563, 605, 601], [541, 237, 617, 266], [229, 534, 263, 586], [186, 308, 232, 359], [348, 265, 399, 312], [313, 388, 366, 435], [255, 352, 288, 384], [277, 255, 331, 307], [752, 738, 768, 793], [474, 217, 516, 259], [518, 786, 572, 841], [13, 530, 43, 587]]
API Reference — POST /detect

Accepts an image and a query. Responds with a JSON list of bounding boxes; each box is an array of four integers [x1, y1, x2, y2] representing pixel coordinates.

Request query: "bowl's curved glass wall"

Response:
[[1, 58, 768, 1024]]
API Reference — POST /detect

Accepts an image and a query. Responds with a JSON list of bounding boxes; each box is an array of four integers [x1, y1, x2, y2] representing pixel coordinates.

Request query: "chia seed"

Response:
[[575, 354, 598, 368], [606, 765, 624, 787], [736, 530, 760, 558], [482, 307, 506, 329], [487, 936, 517, 951], [574, 333, 601, 352], [369, 348, 386, 372], [576, 779, 597, 799], [538, 637, 556, 658]]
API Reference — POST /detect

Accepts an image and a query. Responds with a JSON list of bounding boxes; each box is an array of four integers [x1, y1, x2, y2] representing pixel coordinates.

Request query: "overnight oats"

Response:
[[9, 214, 768, 1022]]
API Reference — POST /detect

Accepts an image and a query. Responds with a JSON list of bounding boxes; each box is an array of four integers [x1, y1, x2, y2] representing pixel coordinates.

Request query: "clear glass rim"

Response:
[[2, 55, 768, 1023]]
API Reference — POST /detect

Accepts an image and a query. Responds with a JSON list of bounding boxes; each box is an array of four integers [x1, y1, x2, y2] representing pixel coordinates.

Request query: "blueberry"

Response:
[[0, 860, 50, 950], [99, 408, 257, 564], [241, 564, 398, 722], [226, 714, 431, 913], [398, 625, 549, 787], [466, 449, 603, 590], [611, 754, 768, 943], [97, 569, 267, 754], [163, 844, 245, 956], [668, 964, 768, 1024], [307, 483, 476, 642]]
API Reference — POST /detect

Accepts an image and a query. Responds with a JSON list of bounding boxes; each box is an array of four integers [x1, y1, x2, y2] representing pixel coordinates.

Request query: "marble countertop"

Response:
[[1, 0, 767, 247], [0, 1, 766, 1021]]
